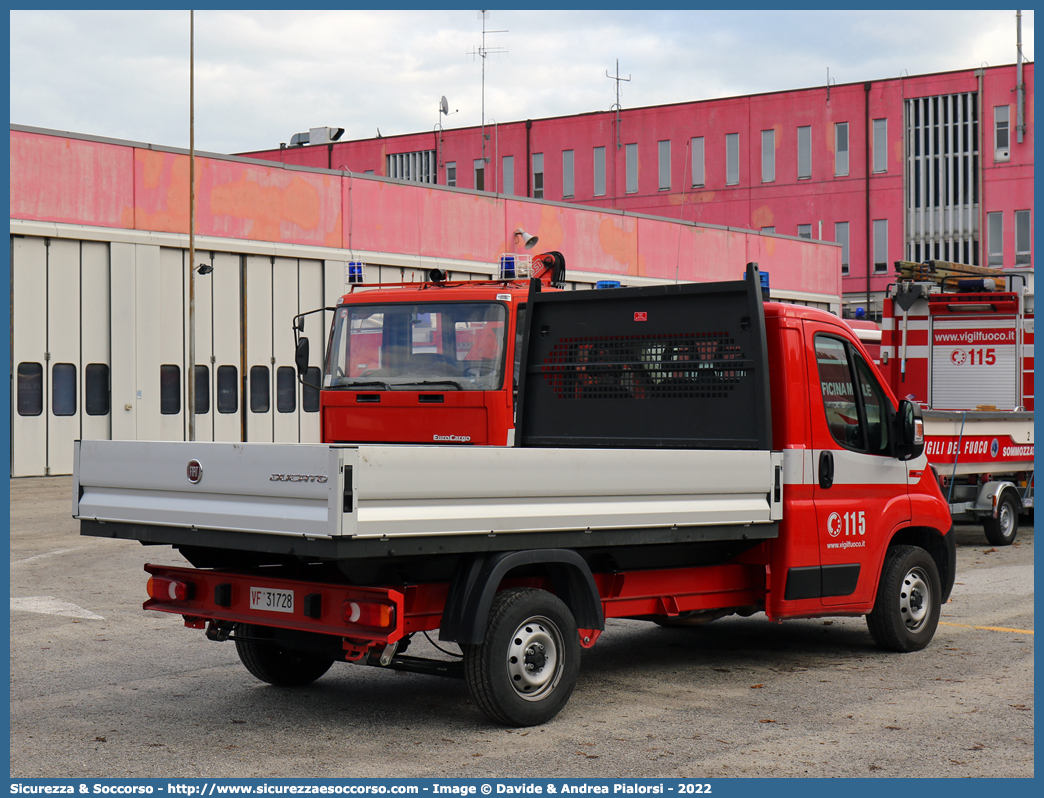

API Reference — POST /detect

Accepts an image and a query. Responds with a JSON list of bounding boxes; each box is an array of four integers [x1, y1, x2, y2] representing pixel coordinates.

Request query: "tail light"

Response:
[[342, 600, 395, 628], [147, 576, 192, 602]]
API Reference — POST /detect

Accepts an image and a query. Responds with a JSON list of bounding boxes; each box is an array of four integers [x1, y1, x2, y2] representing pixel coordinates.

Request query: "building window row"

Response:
[[987, 209, 1033, 267]]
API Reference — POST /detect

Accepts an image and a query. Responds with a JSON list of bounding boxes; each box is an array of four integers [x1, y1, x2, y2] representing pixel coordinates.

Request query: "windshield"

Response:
[[325, 301, 508, 391]]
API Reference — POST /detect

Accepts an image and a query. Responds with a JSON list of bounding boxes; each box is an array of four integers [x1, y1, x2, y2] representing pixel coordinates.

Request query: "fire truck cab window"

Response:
[[815, 334, 891, 455], [815, 335, 864, 450], [325, 302, 508, 391]]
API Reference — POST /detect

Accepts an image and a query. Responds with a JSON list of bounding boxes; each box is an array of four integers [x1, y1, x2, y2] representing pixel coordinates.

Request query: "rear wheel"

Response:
[[866, 545, 941, 652], [234, 624, 335, 687], [463, 588, 580, 726], [983, 492, 1019, 546]]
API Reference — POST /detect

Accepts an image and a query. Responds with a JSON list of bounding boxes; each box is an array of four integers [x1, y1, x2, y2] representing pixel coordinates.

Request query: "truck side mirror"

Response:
[[295, 337, 310, 376], [895, 399, 925, 461]]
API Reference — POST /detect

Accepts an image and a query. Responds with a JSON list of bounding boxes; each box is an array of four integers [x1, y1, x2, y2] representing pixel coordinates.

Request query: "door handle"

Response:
[[819, 450, 834, 489]]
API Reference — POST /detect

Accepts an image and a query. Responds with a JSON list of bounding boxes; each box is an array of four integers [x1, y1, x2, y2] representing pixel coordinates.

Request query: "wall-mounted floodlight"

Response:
[[196, 263, 213, 275], [515, 227, 539, 250]]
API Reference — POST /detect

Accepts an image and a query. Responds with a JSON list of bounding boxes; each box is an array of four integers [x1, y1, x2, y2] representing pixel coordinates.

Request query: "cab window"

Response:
[[815, 333, 891, 455]]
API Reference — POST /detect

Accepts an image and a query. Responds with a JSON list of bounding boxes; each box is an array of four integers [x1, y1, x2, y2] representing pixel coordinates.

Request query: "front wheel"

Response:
[[463, 588, 580, 726], [234, 624, 335, 687], [866, 545, 941, 652], [983, 492, 1019, 546]]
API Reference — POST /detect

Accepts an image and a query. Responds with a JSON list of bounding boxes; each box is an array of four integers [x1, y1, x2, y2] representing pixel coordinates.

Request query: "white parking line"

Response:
[[10, 596, 104, 620], [11, 547, 84, 565]]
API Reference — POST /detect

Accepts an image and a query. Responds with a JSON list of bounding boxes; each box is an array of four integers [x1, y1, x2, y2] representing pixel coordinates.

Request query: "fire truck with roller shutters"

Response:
[[881, 260, 1033, 544]]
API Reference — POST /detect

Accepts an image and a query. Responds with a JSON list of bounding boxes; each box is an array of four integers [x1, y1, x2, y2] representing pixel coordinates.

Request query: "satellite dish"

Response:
[[440, 96, 449, 115]]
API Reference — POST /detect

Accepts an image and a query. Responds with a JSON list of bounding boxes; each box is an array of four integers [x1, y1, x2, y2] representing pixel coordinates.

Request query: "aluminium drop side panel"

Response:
[[515, 267, 772, 450], [11, 236, 48, 477], [74, 440, 349, 538], [212, 252, 243, 442], [272, 257, 301, 443], [46, 238, 81, 475], [245, 255, 274, 442], [349, 445, 782, 539], [109, 242, 137, 442], [80, 241, 111, 444]]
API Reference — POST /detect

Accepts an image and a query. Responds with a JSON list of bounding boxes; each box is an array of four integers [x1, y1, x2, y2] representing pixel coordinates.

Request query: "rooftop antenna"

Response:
[[468, 10, 507, 172], [606, 59, 631, 150]]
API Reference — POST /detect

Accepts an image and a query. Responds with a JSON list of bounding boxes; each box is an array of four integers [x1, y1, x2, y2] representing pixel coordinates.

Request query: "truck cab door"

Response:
[[805, 324, 911, 607]]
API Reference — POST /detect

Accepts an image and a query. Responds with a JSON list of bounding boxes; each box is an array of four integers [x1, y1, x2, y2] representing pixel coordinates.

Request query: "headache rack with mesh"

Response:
[[515, 263, 772, 450]]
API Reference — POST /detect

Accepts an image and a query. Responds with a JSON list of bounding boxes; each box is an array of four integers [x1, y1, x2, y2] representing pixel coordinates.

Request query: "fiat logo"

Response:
[[187, 459, 203, 484]]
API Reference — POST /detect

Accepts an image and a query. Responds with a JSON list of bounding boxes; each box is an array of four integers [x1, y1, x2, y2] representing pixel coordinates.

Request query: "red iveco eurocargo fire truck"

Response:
[[75, 261, 953, 726]]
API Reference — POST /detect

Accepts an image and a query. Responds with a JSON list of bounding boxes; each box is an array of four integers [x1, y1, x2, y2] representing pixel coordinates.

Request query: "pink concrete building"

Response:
[[244, 63, 1034, 319]]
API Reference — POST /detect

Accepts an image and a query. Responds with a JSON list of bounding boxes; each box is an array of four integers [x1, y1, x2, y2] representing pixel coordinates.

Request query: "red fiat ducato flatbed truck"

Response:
[[75, 263, 954, 726]]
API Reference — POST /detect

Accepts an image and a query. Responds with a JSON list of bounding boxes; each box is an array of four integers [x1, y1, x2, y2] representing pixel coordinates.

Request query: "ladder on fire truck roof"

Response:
[[894, 260, 1009, 291]]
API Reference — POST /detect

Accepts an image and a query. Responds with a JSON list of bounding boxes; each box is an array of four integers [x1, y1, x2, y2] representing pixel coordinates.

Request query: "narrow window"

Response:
[[216, 365, 239, 414], [761, 226, 775, 235], [502, 155, 514, 196], [593, 147, 606, 196], [473, 159, 485, 191], [532, 152, 544, 198], [194, 364, 210, 415], [797, 224, 812, 240], [446, 162, 456, 187], [16, 362, 43, 416], [994, 106, 1010, 161], [835, 222, 850, 276], [250, 365, 270, 413], [625, 143, 638, 193], [303, 367, 322, 413], [691, 137, 705, 187], [873, 118, 888, 173], [51, 363, 77, 416], [276, 366, 297, 413], [797, 125, 811, 179], [987, 211, 1004, 266], [873, 219, 888, 273], [1015, 210, 1031, 264], [835, 122, 849, 176], [84, 363, 110, 416], [725, 133, 739, 185], [761, 129, 775, 183], [658, 140, 671, 190], [160, 365, 181, 415], [562, 150, 574, 198]]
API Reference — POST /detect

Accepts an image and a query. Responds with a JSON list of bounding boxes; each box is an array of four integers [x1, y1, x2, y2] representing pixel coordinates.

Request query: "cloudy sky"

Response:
[[9, 9, 1034, 156]]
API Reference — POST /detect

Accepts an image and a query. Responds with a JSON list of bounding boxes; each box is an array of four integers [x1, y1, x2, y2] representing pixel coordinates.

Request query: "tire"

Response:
[[866, 545, 941, 652], [463, 588, 580, 727], [983, 492, 1019, 546], [234, 624, 335, 687]]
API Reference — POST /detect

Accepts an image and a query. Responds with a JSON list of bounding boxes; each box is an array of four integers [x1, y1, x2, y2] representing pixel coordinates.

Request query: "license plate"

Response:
[[249, 587, 294, 614]]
